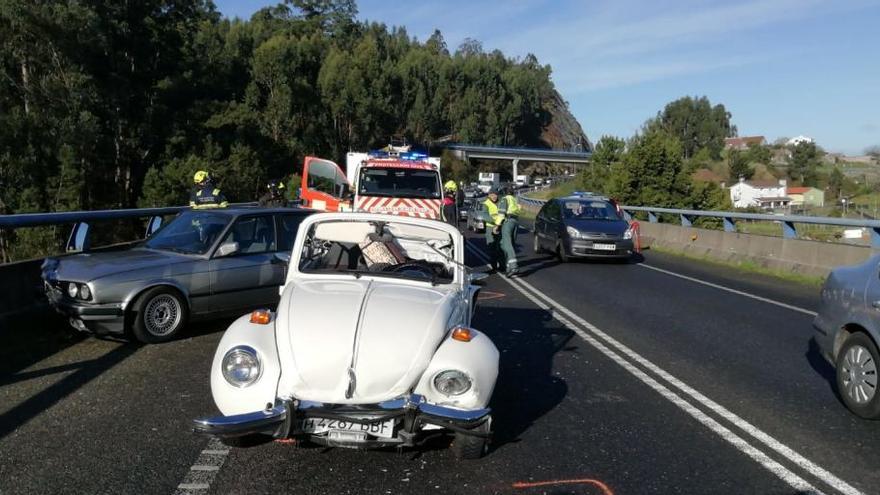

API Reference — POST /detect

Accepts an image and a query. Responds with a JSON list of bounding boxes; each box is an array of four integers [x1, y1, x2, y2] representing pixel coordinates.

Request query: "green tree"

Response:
[[727, 149, 753, 181], [647, 96, 735, 160], [828, 167, 844, 199], [745, 143, 771, 165], [788, 142, 821, 185]]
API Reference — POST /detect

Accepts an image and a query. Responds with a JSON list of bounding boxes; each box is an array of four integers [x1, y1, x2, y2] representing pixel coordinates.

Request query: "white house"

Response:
[[729, 178, 791, 209], [787, 135, 814, 146]]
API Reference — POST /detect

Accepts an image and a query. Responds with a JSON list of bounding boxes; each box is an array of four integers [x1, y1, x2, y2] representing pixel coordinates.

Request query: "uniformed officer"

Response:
[[498, 186, 521, 276], [259, 179, 287, 207], [190, 171, 228, 209], [483, 187, 505, 272]]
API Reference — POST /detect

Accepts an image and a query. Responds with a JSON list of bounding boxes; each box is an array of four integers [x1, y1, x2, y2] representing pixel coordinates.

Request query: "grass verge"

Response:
[[648, 245, 826, 288]]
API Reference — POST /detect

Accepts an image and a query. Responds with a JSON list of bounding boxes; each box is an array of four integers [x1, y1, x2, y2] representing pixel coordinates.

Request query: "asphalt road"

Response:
[[1, 224, 877, 494]]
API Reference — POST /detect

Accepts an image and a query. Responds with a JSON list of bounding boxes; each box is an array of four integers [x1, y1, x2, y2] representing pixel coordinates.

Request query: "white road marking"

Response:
[[638, 263, 818, 316], [467, 242, 863, 495], [174, 438, 230, 494]]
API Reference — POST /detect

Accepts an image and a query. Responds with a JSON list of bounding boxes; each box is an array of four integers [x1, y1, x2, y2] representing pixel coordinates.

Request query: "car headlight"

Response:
[[433, 370, 472, 396], [624, 227, 633, 240], [67, 282, 79, 298], [78, 284, 91, 300], [222, 346, 262, 388], [566, 226, 581, 239]]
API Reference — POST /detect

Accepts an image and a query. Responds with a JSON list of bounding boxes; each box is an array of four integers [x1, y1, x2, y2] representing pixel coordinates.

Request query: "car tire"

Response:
[[451, 416, 491, 460], [131, 287, 188, 344], [836, 333, 880, 419], [556, 242, 568, 263]]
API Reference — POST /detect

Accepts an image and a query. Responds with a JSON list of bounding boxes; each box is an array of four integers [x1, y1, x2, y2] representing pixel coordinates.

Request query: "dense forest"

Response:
[[0, 0, 587, 259]]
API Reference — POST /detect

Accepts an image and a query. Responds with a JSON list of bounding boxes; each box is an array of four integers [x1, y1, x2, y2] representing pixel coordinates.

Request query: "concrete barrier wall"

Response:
[[638, 222, 873, 278], [0, 259, 45, 319]]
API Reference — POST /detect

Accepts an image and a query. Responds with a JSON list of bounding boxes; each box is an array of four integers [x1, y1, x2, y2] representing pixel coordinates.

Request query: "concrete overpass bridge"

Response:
[[445, 143, 592, 179]]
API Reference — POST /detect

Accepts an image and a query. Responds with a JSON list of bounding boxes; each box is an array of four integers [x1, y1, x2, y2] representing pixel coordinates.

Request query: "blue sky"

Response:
[[215, 0, 880, 155]]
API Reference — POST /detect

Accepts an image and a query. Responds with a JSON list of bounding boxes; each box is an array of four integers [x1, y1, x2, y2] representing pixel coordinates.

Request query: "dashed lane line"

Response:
[[466, 242, 862, 495], [173, 438, 230, 494], [637, 263, 818, 316]]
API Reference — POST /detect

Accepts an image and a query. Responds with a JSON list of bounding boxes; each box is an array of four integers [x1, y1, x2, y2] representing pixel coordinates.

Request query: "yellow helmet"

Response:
[[193, 170, 209, 184], [444, 180, 457, 191]]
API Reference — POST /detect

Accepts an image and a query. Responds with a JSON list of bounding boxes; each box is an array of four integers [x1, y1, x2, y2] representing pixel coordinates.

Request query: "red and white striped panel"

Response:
[[355, 196, 441, 219]]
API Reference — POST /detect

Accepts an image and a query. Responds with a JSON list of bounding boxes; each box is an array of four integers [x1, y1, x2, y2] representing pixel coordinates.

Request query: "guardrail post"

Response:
[[648, 212, 658, 223], [723, 217, 736, 232], [782, 221, 797, 239], [680, 214, 692, 227]]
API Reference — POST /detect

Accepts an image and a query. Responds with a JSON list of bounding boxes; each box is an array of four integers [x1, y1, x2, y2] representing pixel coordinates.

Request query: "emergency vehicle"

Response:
[[299, 143, 444, 220]]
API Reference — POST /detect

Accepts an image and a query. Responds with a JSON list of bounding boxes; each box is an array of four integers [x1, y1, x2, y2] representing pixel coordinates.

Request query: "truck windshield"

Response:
[[358, 168, 441, 199]]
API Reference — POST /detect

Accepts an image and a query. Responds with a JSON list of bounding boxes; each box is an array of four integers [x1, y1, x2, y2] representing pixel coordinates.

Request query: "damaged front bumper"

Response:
[[193, 394, 491, 445]]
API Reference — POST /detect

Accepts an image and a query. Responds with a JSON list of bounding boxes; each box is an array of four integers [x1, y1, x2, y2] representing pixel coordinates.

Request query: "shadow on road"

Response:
[[0, 309, 85, 379], [0, 341, 138, 441], [478, 306, 573, 452], [805, 337, 840, 401]]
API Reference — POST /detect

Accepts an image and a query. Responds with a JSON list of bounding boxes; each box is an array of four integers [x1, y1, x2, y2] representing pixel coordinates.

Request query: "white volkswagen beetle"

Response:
[[194, 212, 499, 459]]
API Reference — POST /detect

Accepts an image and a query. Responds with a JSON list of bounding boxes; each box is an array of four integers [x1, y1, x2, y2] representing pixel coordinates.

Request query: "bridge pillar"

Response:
[[512, 158, 519, 181]]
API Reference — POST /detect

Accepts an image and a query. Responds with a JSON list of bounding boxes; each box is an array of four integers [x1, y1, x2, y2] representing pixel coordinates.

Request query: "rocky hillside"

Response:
[[541, 89, 591, 152]]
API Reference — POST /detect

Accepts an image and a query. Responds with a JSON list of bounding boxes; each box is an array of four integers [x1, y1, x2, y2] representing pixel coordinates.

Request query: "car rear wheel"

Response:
[[451, 416, 491, 460], [132, 287, 188, 343], [556, 242, 568, 263], [836, 332, 880, 419]]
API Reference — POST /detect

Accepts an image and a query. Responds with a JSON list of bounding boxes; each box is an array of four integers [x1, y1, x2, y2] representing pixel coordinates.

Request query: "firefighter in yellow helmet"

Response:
[[259, 179, 288, 207], [442, 180, 459, 226], [190, 171, 228, 209]]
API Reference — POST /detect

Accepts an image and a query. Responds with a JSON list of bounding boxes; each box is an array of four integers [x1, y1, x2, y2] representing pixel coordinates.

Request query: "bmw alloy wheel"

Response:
[[144, 294, 182, 337]]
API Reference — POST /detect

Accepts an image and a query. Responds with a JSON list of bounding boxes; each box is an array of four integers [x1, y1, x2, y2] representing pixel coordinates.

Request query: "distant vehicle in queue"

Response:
[[41, 207, 314, 343], [467, 200, 488, 233], [533, 193, 635, 261], [814, 257, 880, 418]]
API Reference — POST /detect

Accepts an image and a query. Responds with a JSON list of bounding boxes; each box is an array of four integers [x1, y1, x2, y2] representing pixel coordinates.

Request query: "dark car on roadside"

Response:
[[533, 193, 634, 261], [41, 207, 314, 343], [467, 199, 488, 232]]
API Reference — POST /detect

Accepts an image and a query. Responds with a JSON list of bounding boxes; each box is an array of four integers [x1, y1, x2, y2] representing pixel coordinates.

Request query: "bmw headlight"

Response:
[[222, 346, 262, 388], [624, 227, 634, 240], [566, 226, 581, 239], [79, 284, 91, 300], [67, 282, 79, 298], [65, 282, 93, 300], [433, 370, 472, 396]]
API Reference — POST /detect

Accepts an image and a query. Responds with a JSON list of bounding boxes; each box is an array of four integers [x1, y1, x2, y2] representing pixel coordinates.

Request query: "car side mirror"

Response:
[[273, 252, 291, 265], [469, 272, 489, 285], [216, 241, 239, 257]]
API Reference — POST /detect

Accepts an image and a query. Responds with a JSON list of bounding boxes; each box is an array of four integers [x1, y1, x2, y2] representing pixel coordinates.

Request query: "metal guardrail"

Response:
[[0, 203, 259, 256], [516, 195, 880, 248]]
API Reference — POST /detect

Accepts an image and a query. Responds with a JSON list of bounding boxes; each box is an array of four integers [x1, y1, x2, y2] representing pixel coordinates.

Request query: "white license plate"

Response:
[[301, 417, 396, 439], [592, 243, 616, 251]]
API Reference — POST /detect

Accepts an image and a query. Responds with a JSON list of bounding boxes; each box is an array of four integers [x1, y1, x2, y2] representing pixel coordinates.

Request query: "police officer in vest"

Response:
[[498, 186, 521, 276], [190, 170, 228, 209], [483, 187, 506, 272]]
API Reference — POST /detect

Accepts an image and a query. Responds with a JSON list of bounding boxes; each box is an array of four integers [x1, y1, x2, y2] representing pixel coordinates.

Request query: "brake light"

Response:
[[250, 309, 272, 325]]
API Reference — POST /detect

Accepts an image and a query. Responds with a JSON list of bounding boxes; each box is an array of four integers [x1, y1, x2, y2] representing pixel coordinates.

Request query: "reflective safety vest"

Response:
[[483, 198, 503, 227], [190, 185, 228, 209], [502, 194, 521, 217]]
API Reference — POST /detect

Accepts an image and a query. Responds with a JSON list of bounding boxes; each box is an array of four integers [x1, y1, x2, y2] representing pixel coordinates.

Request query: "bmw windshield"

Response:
[[358, 168, 441, 199], [144, 211, 231, 255], [562, 200, 622, 221]]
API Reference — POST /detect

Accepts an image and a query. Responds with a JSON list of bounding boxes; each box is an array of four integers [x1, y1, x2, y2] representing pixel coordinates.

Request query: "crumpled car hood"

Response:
[[276, 278, 454, 404]]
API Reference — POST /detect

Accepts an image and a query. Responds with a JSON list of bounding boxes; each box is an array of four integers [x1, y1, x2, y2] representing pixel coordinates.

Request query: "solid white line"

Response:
[[467, 243, 862, 495], [177, 484, 209, 490], [190, 465, 220, 471], [637, 263, 817, 316]]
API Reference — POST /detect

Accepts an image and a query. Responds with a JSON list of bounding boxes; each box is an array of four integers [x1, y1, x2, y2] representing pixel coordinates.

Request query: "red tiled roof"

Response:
[[787, 187, 812, 194]]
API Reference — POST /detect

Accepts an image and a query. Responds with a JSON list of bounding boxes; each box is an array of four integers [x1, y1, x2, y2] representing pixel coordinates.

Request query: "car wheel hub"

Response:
[[144, 295, 181, 336], [842, 344, 877, 404]]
